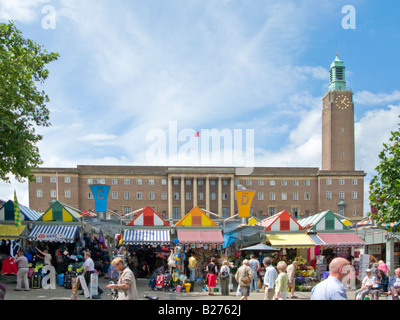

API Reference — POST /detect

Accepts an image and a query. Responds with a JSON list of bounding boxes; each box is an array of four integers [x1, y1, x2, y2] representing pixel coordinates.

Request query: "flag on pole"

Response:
[[194, 131, 200, 137], [14, 190, 22, 227]]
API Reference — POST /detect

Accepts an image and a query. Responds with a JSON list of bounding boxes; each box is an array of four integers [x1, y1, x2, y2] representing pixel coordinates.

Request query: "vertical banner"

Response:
[[235, 190, 255, 218], [90, 185, 110, 213]]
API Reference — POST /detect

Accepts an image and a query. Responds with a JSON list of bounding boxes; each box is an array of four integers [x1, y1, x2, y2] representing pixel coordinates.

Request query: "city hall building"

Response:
[[28, 56, 366, 223]]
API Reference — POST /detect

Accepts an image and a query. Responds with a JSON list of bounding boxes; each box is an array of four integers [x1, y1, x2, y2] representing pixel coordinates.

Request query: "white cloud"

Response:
[[354, 90, 400, 106], [0, 0, 50, 23]]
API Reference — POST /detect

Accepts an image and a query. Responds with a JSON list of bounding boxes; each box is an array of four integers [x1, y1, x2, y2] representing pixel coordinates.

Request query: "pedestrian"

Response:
[[370, 269, 389, 300], [287, 260, 298, 298], [355, 268, 375, 300], [387, 267, 400, 300], [235, 259, 253, 300], [274, 261, 288, 300], [248, 254, 260, 292], [206, 257, 218, 296], [219, 260, 230, 296], [311, 257, 350, 300], [378, 260, 391, 276], [188, 252, 197, 282], [35, 246, 52, 266], [14, 250, 29, 291], [81, 251, 103, 296], [106, 257, 138, 300], [263, 257, 278, 300]]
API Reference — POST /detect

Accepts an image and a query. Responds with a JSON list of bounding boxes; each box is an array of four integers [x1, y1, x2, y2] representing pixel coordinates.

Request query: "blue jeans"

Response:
[[250, 272, 259, 292], [189, 267, 196, 281]]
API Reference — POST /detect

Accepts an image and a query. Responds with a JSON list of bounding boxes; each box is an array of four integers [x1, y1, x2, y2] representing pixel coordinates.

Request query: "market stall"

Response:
[[174, 206, 224, 283], [122, 206, 171, 278]]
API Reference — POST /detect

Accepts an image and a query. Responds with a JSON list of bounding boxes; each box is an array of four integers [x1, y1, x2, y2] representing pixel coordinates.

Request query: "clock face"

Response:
[[334, 94, 351, 110], [322, 100, 330, 114]]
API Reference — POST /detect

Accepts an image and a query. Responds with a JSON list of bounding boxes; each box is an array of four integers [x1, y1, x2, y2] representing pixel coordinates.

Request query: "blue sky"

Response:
[[1, 0, 400, 216]]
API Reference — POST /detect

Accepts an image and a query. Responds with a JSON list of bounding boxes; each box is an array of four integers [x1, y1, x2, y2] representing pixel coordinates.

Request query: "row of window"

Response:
[[35, 176, 358, 186], [35, 189, 358, 201]]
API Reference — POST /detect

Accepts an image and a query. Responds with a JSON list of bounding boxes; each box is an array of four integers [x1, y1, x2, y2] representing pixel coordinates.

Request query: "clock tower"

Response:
[[322, 54, 355, 171]]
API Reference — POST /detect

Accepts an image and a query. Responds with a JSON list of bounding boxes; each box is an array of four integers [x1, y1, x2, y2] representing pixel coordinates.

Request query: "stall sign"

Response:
[[235, 190, 255, 218], [368, 245, 381, 255], [37, 233, 64, 241]]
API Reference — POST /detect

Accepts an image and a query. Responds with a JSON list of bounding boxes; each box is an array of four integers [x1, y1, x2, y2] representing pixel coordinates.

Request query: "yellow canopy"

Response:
[[0, 224, 26, 240], [266, 233, 315, 249]]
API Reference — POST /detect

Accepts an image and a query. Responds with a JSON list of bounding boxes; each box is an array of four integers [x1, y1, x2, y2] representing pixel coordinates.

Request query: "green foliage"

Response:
[[369, 117, 400, 231], [0, 21, 59, 182]]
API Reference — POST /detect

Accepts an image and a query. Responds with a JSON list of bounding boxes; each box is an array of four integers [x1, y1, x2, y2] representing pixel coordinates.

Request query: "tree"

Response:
[[0, 21, 59, 182], [369, 117, 400, 231]]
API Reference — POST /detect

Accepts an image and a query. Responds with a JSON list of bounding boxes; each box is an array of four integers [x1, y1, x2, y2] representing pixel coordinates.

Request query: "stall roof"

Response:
[[297, 210, 349, 231], [0, 200, 41, 221], [128, 206, 169, 226], [175, 206, 218, 227], [258, 210, 306, 231], [266, 233, 315, 248], [38, 201, 81, 222], [0, 225, 26, 240]]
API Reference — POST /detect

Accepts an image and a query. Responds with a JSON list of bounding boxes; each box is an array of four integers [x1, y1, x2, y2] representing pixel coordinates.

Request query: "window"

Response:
[[292, 207, 300, 219], [88, 191, 93, 199], [136, 179, 142, 185], [339, 206, 345, 216], [258, 180, 264, 186], [51, 190, 57, 198], [149, 192, 155, 200], [36, 176, 42, 183], [341, 152, 345, 157], [270, 192, 276, 201], [293, 180, 299, 186], [339, 192, 345, 200], [112, 192, 118, 200], [223, 193, 228, 200], [270, 180, 275, 186], [149, 179, 155, 185], [161, 179, 167, 185], [88, 179, 93, 185], [65, 177, 70, 183], [198, 193, 204, 201], [352, 192, 357, 200], [137, 192, 143, 200], [281, 192, 287, 200], [326, 179, 332, 185], [269, 207, 277, 216], [210, 180, 216, 186], [305, 180, 310, 186], [223, 180, 228, 186], [173, 207, 181, 220], [174, 192, 179, 200], [112, 179, 118, 185], [161, 192, 167, 200], [186, 180, 191, 186], [293, 192, 299, 201], [281, 180, 287, 186], [258, 192, 264, 201], [211, 193, 216, 200], [50, 177, 56, 183], [339, 179, 345, 185], [352, 179, 358, 185], [173, 179, 179, 185], [186, 192, 191, 200], [65, 190, 71, 199], [304, 192, 310, 200], [198, 179, 204, 186], [326, 191, 332, 200], [123, 206, 132, 215], [246, 180, 252, 186], [124, 192, 130, 200]]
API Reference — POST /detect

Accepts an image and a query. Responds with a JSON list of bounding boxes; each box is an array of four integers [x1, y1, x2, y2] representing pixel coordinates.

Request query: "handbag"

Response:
[[241, 275, 251, 285]]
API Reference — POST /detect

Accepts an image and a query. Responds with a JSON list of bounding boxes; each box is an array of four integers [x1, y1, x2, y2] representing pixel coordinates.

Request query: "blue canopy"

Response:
[[240, 243, 279, 251]]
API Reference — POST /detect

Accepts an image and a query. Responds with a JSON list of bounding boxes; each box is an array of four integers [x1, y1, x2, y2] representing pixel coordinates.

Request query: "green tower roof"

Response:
[[329, 54, 346, 91]]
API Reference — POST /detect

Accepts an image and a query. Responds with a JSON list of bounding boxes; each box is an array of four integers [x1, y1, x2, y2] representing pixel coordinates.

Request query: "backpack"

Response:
[[31, 273, 42, 289], [221, 270, 229, 279]]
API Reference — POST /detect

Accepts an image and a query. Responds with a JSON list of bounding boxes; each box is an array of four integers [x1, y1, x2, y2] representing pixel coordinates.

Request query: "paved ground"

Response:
[[0, 274, 389, 300]]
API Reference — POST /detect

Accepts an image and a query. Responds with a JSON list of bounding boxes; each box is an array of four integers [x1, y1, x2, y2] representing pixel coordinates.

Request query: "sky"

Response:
[[1, 0, 400, 217]]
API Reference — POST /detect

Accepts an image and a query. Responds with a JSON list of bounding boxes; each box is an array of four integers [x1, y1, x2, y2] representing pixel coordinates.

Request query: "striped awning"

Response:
[[123, 229, 170, 245], [176, 230, 224, 244], [28, 225, 78, 243], [316, 233, 365, 248]]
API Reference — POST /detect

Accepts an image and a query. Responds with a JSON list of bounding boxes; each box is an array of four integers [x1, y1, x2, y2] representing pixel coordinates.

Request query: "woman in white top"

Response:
[[219, 260, 231, 296]]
